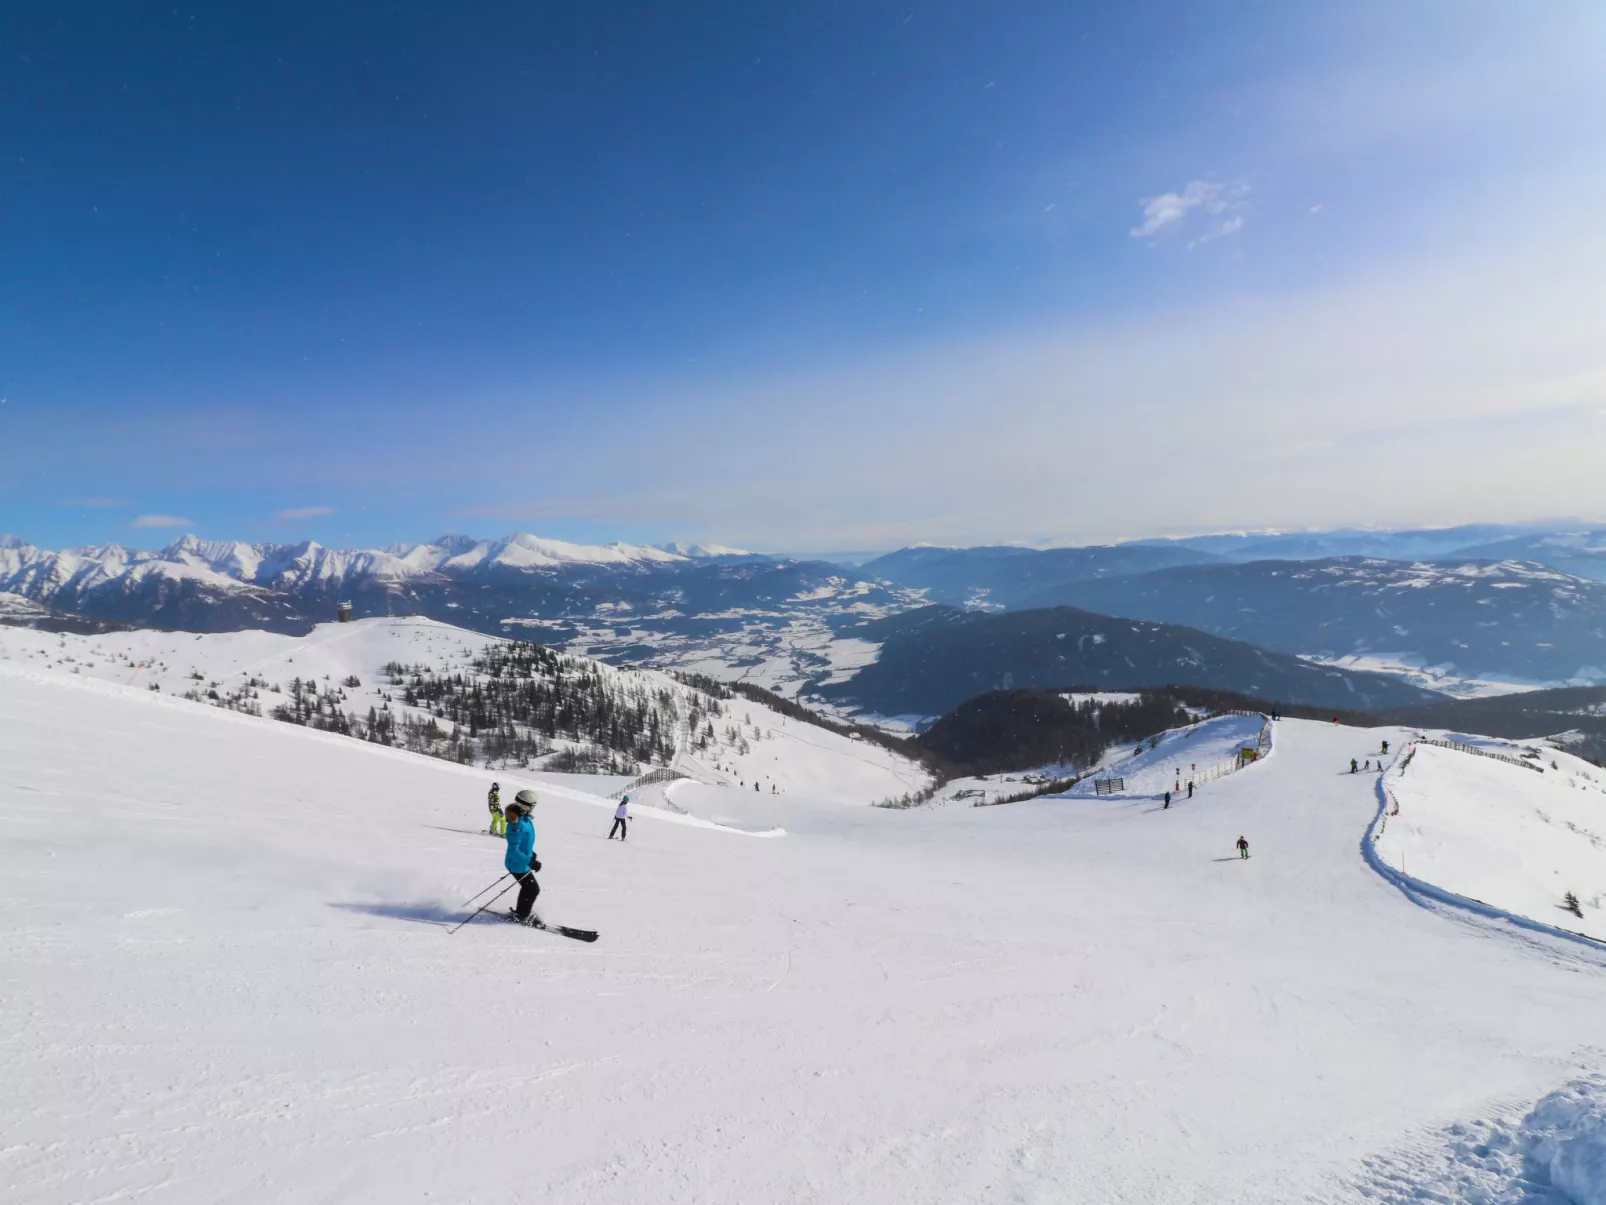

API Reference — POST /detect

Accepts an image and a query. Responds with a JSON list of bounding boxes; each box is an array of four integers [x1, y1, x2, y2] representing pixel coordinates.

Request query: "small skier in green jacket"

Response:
[[487, 782, 505, 837]]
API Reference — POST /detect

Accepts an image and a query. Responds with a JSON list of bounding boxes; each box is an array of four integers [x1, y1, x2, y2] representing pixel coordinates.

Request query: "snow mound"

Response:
[[1531, 1077, 1606, 1205], [1358, 1076, 1606, 1205]]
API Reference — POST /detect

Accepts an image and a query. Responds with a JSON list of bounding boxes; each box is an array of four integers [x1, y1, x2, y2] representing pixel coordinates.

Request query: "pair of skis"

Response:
[[503, 911, 598, 943], [448, 874, 597, 941]]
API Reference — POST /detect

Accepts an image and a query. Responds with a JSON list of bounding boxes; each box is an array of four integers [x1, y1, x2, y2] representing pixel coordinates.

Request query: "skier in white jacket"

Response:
[[608, 794, 630, 842]]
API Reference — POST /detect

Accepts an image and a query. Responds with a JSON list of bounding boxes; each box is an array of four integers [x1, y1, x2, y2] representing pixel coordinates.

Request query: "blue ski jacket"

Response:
[[504, 815, 536, 874]]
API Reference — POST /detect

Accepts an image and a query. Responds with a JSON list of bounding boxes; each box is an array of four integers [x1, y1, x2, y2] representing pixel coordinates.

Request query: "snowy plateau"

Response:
[[4, 618, 1606, 1202]]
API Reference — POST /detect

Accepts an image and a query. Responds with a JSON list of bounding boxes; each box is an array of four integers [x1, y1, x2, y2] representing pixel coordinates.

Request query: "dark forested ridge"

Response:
[[1009, 557, 1606, 682], [861, 543, 1219, 606], [819, 606, 1443, 717], [916, 690, 1194, 777]]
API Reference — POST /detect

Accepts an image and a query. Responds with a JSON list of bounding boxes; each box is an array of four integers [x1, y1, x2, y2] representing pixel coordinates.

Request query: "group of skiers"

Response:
[[1349, 740, 1391, 775], [482, 782, 631, 925]]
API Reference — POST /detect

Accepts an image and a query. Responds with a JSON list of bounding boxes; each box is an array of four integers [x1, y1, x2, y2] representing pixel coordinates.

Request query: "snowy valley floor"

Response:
[[3, 666, 1605, 1203]]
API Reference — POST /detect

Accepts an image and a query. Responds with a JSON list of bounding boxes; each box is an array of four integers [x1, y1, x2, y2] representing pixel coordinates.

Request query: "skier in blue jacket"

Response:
[[503, 790, 541, 924]]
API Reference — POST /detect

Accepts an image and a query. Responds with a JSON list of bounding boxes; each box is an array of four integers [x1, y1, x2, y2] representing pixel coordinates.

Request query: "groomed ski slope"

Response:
[[4, 666, 1606, 1203]]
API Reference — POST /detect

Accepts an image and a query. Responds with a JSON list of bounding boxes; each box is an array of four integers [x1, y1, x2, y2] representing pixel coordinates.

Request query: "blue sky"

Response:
[[4, 1, 1604, 552]]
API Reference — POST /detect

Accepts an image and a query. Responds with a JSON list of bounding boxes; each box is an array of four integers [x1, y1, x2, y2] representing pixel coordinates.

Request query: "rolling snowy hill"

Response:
[[4, 664, 1605, 1202], [0, 616, 931, 804]]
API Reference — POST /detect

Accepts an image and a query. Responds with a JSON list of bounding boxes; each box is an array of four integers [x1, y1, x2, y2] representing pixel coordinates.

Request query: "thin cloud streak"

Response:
[[129, 514, 194, 529]]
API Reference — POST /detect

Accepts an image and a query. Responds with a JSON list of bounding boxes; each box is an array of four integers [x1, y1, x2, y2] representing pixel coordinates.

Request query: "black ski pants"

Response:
[[514, 871, 541, 919], [609, 818, 627, 840]]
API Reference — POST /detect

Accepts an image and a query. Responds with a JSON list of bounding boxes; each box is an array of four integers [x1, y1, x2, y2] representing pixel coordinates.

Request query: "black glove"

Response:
[[530, 859, 542, 873]]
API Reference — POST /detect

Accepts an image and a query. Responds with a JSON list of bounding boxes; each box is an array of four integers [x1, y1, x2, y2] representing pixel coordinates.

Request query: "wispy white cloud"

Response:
[[276, 505, 337, 520], [1131, 180, 1249, 244], [129, 513, 194, 529]]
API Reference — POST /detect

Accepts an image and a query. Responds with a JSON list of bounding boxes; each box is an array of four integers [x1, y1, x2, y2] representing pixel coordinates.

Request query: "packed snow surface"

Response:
[[4, 671, 1606, 1202], [1378, 741, 1606, 940]]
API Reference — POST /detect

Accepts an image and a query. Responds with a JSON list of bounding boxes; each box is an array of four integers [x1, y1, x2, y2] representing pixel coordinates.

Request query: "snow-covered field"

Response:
[[1378, 740, 1606, 941], [1308, 651, 1562, 698], [5, 662, 1606, 1202]]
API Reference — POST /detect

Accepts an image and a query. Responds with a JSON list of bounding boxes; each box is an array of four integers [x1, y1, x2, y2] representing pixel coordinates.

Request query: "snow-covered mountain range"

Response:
[[10, 525, 1606, 705], [0, 532, 756, 602], [0, 533, 918, 702], [0, 533, 779, 630]]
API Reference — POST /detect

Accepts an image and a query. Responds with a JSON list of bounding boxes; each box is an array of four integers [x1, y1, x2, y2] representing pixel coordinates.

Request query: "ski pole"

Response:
[[448, 879, 519, 935], [459, 873, 510, 910]]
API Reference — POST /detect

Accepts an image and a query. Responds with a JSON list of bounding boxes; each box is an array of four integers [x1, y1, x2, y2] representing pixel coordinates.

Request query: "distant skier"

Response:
[[754, 781, 760, 792], [487, 782, 505, 837], [1163, 790, 1171, 809], [1381, 740, 1390, 754], [503, 791, 541, 924], [1351, 758, 1358, 774], [608, 795, 629, 841], [1187, 781, 1194, 799], [1364, 758, 1371, 771], [1236, 835, 1250, 859]]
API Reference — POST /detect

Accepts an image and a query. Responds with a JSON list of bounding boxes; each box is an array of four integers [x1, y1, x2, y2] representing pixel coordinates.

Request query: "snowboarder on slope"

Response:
[[1381, 740, 1390, 754], [504, 791, 541, 924], [1187, 781, 1194, 799], [487, 782, 505, 837], [1163, 790, 1172, 809], [1236, 835, 1250, 859], [609, 794, 629, 841], [1350, 758, 1358, 774]]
